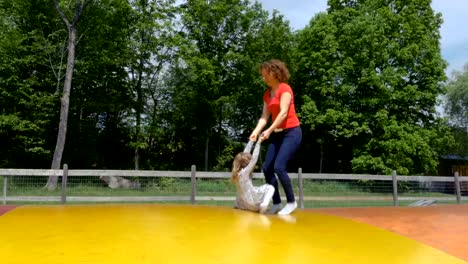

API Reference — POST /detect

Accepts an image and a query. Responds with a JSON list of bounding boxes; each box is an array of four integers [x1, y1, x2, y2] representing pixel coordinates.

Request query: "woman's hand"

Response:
[[259, 129, 272, 141], [249, 131, 258, 141]]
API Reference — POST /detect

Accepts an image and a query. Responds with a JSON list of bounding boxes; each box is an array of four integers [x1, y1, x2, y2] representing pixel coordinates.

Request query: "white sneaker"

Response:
[[278, 201, 297, 215], [267, 203, 282, 214], [259, 186, 275, 214]]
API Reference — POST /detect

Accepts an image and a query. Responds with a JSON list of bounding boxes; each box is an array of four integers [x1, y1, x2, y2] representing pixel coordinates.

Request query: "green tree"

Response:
[[0, 0, 60, 168], [167, 0, 294, 171], [46, 0, 87, 190], [444, 64, 468, 155], [124, 0, 178, 170], [295, 0, 450, 175], [0, 0, 136, 173], [63, 0, 134, 170]]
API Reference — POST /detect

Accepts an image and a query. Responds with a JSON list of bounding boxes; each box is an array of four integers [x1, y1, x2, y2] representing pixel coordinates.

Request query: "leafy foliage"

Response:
[[0, 0, 457, 176], [444, 64, 468, 155], [295, 0, 450, 174]]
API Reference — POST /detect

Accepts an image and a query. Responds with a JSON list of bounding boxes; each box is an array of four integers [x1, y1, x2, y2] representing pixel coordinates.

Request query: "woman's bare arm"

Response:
[[250, 102, 270, 141]]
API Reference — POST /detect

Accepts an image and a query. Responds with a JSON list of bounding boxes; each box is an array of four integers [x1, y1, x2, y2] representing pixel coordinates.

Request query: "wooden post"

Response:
[[2, 176, 7, 205], [191, 165, 196, 205], [61, 164, 69, 204], [392, 170, 398, 207], [298, 168, 304, 209], [454, 171, 461, 204]]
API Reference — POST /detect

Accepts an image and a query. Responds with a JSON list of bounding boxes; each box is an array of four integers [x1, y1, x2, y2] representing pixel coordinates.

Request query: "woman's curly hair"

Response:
[[259, 59, 290, 83]]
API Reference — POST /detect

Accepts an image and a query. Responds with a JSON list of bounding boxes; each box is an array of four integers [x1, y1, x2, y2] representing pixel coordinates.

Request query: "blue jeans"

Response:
[[262, 126, 302, 204]]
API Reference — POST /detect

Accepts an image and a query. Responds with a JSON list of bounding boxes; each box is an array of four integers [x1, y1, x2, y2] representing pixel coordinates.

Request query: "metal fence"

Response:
[[1, 165, 467, 208]]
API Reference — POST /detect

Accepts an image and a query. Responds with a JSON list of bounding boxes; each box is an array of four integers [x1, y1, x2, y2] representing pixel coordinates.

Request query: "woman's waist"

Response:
[[273, 125, 301, 133], [274, 116, 300, 130]]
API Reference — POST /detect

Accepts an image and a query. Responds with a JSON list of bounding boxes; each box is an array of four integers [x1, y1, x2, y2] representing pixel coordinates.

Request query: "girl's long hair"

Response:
[[230, 152, 252, 184]]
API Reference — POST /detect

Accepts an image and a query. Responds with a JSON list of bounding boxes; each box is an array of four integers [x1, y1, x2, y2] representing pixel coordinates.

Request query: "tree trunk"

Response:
[[46, 1, 84, 191], [205, 136, 209, 171], [134, 70, 143, 170], [46, 26, 77, 191]]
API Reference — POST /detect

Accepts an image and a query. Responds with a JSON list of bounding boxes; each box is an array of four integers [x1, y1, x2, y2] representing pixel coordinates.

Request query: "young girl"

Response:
[[231, 139, 275, 213]]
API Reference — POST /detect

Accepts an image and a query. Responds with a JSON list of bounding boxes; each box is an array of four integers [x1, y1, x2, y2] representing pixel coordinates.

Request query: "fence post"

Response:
[[454, 171, 461, 204], [191, 165, 196, 205], [2, 176, 7, 205], [298, 168, 304, 209], [61, 164, 69, 204], [392, 170, 398, 207]]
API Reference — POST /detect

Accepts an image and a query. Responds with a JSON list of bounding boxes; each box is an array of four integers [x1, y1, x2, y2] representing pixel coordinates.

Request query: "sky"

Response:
[[255, 0, 468, 76]]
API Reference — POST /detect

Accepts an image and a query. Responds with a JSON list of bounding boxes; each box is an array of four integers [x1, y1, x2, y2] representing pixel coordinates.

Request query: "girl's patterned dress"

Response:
[[235, 141, 274, 212]]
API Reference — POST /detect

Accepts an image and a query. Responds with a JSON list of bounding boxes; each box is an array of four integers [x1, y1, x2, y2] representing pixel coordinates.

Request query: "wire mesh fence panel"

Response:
[[195, 177, 236, 196], [193, 177, 237, 207], [299, 178, 395, 208], [6, 176, 56, 196], [460, 177, 468, 204], [1, 172, 194, 204], [463, 177, 468, 205], [1, 170, 466, 207], [397, 177, 459, 205], [0, 174, 60, 204], [63, 175, 197, 205], [66, 175, 192, 197]]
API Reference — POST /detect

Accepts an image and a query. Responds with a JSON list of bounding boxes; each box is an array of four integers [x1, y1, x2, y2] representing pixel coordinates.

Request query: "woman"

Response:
[[249, 59, 302, 215]]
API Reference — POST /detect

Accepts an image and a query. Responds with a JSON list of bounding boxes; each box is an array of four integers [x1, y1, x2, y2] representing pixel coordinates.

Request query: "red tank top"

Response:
[[263, 83, 300, 129]]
